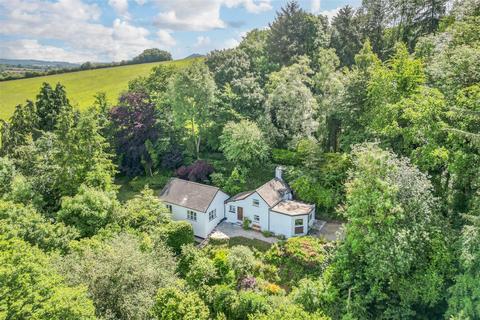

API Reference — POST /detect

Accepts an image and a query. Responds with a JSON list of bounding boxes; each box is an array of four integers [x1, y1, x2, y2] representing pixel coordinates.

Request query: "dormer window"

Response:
[[252, 199, 259, 207]]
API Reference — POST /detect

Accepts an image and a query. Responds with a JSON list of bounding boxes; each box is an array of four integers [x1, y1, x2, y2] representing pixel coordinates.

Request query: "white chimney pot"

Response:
[[275, 166, 284, 180]]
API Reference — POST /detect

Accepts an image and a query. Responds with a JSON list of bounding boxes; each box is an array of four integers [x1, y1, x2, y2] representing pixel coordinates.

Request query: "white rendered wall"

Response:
[[225, 192, 270, 230], [269, 212, 311, 238], [204, 191, 229, 237], [166, 190, 228, 238]]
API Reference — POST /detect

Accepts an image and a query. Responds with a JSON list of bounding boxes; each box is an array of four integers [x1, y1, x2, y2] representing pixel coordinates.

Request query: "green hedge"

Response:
[[271, 149, 301, 166]]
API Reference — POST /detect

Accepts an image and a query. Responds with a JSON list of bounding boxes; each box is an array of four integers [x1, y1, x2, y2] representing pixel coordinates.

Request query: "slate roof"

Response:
[[256, 178, 291, 207], [158, 178, 221, 213], [226, 178, 291, 207], [226, 190, 254, 202], [271, 200, 315, 216]]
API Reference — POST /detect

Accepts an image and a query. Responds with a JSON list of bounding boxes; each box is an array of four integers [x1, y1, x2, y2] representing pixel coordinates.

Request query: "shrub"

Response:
[[161, 148, 184, 169], [272, 148, 300, 165], [228, 245, 257, 279], [289, 278, 333, 313], [152, 282, 210, 320], [211, 248, 234, 282], [128, 173, 171, 192], [208, 285, 239, 319], [261, 230, 274, 238], [212, 167, 247, 195], [0, 157, 15, 195], [157, 221, 194, 255], [57, 185, 119, 237], [259, 281, 284, 295], [186, 256, 218, 288], [236, 291, 269, 320], [242, 218, 251, 230], [176, 160, 214, 182], [238, 276, 257, 290], [265, 237, 329, 287], [177, 244, 204, 277]]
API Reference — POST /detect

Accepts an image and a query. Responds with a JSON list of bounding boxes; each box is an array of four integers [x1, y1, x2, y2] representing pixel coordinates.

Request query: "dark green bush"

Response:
[[272, 149, 301, 166], [159, 221, 194, 255]]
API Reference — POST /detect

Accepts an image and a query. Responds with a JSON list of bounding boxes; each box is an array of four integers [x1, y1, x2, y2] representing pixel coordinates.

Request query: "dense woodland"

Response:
[[0, 0, 479, 319]]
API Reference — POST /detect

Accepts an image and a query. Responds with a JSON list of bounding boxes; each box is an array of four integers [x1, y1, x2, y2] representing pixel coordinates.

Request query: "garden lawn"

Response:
[[0, 58, 198, 119], [228, 236, 272, 252]]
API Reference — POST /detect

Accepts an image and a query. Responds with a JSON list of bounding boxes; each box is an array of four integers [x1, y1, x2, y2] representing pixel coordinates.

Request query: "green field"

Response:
[[0, 58, 197, 119]]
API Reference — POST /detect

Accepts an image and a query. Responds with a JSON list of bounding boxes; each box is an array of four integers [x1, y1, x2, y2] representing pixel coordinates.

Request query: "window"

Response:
[[252, 199, 260, 207], [209, 209, 217, 222], [295, 218, 304, 234], [166, 204, 172, 213], [229, 205, 236, 213], [253, 214, 260, 222], [187, 210, 197, 221]]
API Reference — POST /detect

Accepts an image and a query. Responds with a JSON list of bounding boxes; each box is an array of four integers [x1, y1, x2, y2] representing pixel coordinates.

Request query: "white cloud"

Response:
[[194, 36, 211, 48], [309, 0, 340, 21], [154, 0, 272, 31], [0, 0, 168, 62], [319, 8, 340, 22], [223, 38, 240, 49], [0, 39, 96, 63], [157, 30, 176, 47], [108, 0, 130, 19], [224, 0, 272, 14], [310, 0, 321, 14]]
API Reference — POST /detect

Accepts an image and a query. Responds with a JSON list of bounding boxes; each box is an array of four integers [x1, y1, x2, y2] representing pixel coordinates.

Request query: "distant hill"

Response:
[[185, 53, 204, 59], [0, 58, 80, 68], [0, 57, 200, 119]]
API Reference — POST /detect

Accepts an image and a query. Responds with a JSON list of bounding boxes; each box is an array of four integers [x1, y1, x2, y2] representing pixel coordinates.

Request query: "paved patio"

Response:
[[311, 220, 345, 241], [214, 221, 278, 244]]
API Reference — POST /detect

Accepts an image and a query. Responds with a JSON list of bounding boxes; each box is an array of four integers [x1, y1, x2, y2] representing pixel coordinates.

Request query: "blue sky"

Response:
[[0, 0, 360, 63]]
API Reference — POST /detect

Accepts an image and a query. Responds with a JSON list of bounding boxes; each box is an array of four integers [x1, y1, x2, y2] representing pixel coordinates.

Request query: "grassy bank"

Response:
[[0, 58, 198, 119]]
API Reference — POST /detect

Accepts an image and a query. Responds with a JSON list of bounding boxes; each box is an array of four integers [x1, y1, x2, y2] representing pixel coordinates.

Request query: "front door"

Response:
[[237, 207, 244, 221]]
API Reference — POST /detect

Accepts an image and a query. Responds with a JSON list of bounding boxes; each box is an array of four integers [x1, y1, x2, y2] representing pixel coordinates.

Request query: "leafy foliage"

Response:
[[132, 48, 172, 64], [328, 143, 453, 318], [265, 237, 330, 287], [152, 282, 210, 320], [0, 235, 96, 319], [220, 120, 270, 168], [58, 233, 177, 320], [57, 185, 119, 238], [175, 160, 214, 183]]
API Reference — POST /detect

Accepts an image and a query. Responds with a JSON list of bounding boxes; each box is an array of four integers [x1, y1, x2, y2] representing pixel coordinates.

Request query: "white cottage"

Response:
[[158, 168, 315, 239], [225, 167, 315, 238], [159, 178, 229, 238]]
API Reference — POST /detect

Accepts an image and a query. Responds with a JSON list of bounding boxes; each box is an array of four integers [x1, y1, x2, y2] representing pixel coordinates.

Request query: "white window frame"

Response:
[[187, 210, 197, 221], [209, 209, 217, 222], [166, 204, 172, 213], [252, 199, 260, 207], [229, 205, 236, 213], [253, 214, 260, 222], [294, 218, 304, 235]]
